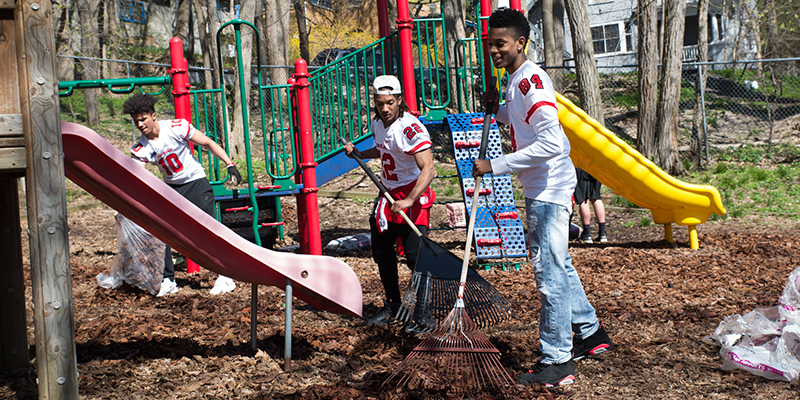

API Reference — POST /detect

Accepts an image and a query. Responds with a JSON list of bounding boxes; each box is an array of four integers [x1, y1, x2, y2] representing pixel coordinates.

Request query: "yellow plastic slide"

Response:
[[555, 92, 726, 249]]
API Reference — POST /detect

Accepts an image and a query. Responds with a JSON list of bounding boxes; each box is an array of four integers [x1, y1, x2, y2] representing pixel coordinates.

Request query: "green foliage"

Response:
[[60, 94, 87, 122], [611, 195, 639, 208], [638, 217, 652, 227], [687, 161, 800, 219], [608, 89, 638, 111]]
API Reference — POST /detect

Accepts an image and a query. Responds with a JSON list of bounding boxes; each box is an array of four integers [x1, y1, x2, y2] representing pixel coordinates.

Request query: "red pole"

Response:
[[510, 0, 522, 11], [169, 37, 201, 273], [291, 59, 322, 255], [377, 0, 390, 38], [169, 37, 191, 122], [396, 0, 418, 114], [480, 0, 493, 86], [288, 76, 308, 252]]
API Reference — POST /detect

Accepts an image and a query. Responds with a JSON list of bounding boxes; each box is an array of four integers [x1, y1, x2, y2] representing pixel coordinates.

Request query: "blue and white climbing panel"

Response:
[[445, 113, 528, 262]]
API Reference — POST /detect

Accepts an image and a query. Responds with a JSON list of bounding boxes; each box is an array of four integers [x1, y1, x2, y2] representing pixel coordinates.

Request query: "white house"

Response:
[[526, 0, 759, 69]]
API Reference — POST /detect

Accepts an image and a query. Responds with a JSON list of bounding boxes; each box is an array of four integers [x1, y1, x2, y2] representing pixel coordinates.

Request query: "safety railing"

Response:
[[189, 88, 228, 183], [454, 38, 483, 113], [413, 14, 451, 116], [308, 33, 401, 163], [257, 83, 296, 184]]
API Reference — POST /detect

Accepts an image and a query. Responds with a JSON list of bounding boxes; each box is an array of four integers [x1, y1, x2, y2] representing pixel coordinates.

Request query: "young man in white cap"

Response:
[[343, 75, 437, 333]]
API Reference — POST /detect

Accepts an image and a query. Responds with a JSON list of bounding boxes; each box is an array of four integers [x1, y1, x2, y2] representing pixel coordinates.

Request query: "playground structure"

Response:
[[1, 0, 727, 398]]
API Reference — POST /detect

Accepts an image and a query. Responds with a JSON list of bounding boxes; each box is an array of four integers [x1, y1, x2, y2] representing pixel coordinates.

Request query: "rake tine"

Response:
[[397, 272, 420, 323]]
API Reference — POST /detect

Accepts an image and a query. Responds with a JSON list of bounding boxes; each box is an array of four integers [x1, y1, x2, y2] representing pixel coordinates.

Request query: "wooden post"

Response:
[[15, 0, 79, 397], [0, 7, 29, 374]]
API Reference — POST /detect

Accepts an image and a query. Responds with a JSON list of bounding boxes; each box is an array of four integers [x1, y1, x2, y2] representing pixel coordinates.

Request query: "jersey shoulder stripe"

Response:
[[524, 101, 558, 124], [405, 140, 432, 155]]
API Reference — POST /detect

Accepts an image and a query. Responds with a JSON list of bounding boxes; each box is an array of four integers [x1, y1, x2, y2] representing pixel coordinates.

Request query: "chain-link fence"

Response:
[[58, 54, 800, 168], [575, 58, 800, 164]]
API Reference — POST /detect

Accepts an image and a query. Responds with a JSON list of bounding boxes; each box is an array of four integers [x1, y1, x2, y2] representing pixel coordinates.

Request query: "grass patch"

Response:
[[686, 161, 800, 219], [611, 195, 639, 208]]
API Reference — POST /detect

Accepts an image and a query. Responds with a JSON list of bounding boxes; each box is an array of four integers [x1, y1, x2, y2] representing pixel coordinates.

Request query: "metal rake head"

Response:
[[383, 306, 515, 393]]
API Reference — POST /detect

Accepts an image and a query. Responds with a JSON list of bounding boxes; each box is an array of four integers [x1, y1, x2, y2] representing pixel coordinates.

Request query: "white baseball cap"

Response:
[[373, 75, 402, 95]]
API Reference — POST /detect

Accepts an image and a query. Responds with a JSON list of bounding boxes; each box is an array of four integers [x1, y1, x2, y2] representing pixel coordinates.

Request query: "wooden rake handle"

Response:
[[337, 136, 423, 238], [459, 111, 492, 294]]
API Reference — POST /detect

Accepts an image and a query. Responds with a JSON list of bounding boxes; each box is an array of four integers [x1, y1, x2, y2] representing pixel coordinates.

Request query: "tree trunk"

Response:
[[194, 0, 214, 90], [564, 0, 604, 126], [690, 0, 709, 169], [230, 0, 257, 160], [174, 0, 192, 56], [105, 0, 118, 62], [542, 0, 565, 92], [78, 0, 100, 126], [765, 0, 777, 59], [637, 0, 658, 156], [295, 0, 310, 62], [54, 0, 75, 81], [206, 0, 221, 86], [264, 0, 290, 83], [654, 0, 686, 175], [443, 0, 466, 110]]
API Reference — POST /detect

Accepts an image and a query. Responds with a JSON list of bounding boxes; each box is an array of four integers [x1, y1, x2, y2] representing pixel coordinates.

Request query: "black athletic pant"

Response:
[[369, 216, 428, 306], [162, 178, 216, 280]]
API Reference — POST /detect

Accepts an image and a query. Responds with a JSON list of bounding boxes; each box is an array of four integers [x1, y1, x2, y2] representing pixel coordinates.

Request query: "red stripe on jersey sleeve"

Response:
[[184, 122, 192, 141], [405, 140, 432, 155], [524, 101, 558, 124]]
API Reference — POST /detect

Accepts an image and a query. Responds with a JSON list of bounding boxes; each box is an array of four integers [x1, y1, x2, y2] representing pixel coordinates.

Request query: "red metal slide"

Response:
[[61, 122, 362, 318]]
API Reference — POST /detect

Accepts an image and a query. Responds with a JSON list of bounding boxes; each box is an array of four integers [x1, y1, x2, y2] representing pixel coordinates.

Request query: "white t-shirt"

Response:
[[490, 60, 576, 209], [131, 119, 207, 185], [371, 112, 432, 190]]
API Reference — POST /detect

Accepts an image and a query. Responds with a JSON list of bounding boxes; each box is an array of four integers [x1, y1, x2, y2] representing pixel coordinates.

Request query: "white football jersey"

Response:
[[490, 60, 576, 209], [371, 112, 432, 190], [131, 119, 207, 185]]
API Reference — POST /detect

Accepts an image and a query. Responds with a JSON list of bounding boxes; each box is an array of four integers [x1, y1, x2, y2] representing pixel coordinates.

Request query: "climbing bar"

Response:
[[470, 116, 495, 125], [477, 238, 503, 247], [455, 140, 481, 149], [260, 222, 285, 228], [494, 211, 518, 220], [258, 185, 282, 190], [465, 187, 492, 197], [224, 206, 251, 212]]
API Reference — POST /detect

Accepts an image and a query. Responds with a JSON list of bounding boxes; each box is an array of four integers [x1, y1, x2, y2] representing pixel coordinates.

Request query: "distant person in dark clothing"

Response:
[[574, 168, 607, 243]]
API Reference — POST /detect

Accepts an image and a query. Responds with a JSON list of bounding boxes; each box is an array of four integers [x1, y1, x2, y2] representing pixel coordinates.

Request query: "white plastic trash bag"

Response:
[[95, 213, 166, 295], [325, 233, 371, 252], [706, 267, 800, 382]]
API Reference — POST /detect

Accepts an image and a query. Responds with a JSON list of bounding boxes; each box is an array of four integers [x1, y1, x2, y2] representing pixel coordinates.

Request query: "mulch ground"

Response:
[[3, 186, 800, 399]]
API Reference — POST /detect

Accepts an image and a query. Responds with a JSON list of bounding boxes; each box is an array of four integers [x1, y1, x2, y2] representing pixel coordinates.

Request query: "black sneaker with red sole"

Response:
[[573, 323, 613, 360], [518, 359, 576, 387]]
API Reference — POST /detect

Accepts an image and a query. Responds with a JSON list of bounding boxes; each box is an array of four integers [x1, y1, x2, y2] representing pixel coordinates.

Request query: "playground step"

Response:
[[445, 113, 528, 262]]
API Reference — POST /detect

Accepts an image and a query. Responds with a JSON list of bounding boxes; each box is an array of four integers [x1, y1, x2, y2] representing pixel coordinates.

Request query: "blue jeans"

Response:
[[526, 198, 600, 364]]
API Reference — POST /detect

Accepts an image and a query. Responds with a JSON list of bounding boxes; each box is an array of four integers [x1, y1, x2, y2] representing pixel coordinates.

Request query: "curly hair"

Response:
[[122, 93, 159, 115], [488, 8, 530, 46]]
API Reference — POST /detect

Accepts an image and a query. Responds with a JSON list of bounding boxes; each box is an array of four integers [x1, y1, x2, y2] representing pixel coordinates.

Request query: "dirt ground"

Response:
[[3, 165, 800, 400]]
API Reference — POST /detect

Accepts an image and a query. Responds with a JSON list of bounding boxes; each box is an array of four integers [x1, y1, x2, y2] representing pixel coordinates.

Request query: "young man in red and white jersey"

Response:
[[123, 93, 243, 297], [472, 8, 612, 387], [343, 75, 436, 333]]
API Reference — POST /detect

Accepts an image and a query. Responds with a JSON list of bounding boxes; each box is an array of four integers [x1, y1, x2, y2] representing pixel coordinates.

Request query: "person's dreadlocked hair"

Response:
[[488, 8, 530, 46], [122, 93, 159, 115]]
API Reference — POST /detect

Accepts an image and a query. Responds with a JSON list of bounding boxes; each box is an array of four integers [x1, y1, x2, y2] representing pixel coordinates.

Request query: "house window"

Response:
[[308, 0, 333, 10], [591, 22, 631, 55], [120, 1, 146, 24]]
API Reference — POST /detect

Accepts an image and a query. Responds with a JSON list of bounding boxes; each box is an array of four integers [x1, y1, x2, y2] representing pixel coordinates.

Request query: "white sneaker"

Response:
[[156, 278, 178, 297], [210, 276, 236, 295]]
